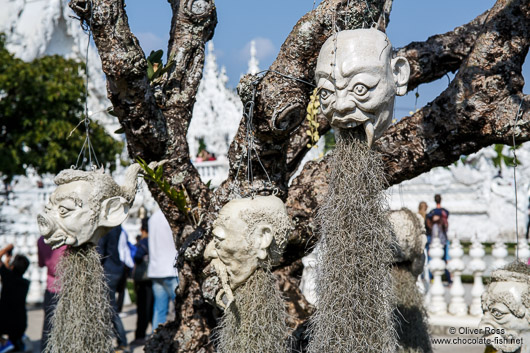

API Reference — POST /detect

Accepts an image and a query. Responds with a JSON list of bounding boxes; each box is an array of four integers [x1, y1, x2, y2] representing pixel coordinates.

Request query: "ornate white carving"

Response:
[[447, 238, 467, 315], [315, 28, 410, 147], [427, 236, 447, 315], [204, 196, 291, 308], [468, 237, 486, 316], [479, 265, 530, 353]]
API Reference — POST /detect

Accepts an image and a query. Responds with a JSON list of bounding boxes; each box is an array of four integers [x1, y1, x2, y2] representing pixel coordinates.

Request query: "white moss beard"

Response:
[[44, 244, 114, 353], [215, 268, 289, 353], [308, 130, 398, 353]]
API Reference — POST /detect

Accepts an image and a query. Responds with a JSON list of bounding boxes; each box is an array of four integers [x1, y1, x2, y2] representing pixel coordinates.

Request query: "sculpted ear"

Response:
[[391, 56, 410, 96], [99, 196, 129, 227], [255, 225, 273, 260]]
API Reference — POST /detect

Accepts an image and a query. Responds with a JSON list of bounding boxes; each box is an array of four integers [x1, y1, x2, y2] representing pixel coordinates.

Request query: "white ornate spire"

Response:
[[188, 41, 242, 159], [247, 40, 260, 75]]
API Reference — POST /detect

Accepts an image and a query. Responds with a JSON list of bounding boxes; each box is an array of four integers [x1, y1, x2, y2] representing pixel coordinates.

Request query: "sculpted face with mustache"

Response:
[[315, 28, 410, 147], [479, 265, 530, 353], [204, 196, 290, 308]]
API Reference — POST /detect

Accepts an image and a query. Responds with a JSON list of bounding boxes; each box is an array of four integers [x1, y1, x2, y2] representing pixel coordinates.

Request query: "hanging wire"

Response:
[[69, 0, 100, 171], [233, 70, 315, 197], [511, 99, 524, 260]]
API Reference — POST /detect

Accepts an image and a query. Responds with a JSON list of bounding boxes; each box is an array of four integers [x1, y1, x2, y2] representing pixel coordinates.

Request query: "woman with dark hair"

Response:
[[0, 243, 30, 352]]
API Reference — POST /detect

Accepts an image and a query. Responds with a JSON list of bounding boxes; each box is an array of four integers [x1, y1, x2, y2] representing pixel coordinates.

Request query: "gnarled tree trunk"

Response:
[[69, 0, 529, 351]]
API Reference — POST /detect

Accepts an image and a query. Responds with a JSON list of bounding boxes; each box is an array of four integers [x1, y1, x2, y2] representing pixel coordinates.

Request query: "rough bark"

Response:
[[69, 0, 530, 351]]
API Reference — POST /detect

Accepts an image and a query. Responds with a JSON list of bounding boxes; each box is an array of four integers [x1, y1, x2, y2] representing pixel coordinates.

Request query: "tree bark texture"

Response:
[[69, 0, 530, 351]]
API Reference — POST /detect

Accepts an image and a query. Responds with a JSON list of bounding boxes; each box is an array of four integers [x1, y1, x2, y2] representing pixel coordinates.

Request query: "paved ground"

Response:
[[25, 304, 146, 353], [22, 301, 486, 353]]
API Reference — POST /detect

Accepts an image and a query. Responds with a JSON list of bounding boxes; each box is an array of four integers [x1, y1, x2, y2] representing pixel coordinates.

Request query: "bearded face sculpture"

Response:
[[315, 28, 410, 147], [479, 263, 530, 353], [37, 165, 141, 249], [204, 195, 291, 307]]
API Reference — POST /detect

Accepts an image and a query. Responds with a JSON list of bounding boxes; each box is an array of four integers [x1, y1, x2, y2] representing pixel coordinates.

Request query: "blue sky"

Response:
[[124, 0, 528, 116]]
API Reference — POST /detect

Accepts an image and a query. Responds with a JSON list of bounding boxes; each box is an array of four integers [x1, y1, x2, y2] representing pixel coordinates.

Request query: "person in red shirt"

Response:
[[37, 236, 66, 352]]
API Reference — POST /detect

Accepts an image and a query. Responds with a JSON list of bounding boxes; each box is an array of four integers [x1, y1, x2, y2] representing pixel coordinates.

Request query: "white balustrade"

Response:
[[516, 238, 530, 263], [447, 238, 467, 316], [491, 239, 508, 270], [467, 238, 486, 316], [427, 237, 447, 315]]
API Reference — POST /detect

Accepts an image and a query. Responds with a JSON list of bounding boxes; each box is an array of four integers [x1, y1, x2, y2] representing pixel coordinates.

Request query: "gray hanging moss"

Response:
[[214, 268, 290, 353], [307, 130, 398, 353], [44, 244, 114, 353]]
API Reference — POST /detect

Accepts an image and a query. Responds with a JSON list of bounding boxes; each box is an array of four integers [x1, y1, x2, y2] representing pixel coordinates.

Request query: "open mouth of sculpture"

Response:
[[331, 115, 376, 147]]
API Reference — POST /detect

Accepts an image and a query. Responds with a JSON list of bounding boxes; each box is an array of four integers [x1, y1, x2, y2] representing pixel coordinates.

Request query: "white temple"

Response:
[[388, 144, 530, 242], [187, 42, 243, 160], [0, 0, 119, 135]]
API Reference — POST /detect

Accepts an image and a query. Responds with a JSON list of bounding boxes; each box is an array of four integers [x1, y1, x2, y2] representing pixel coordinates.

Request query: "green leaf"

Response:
[[147, 61, 154, 81], [148, 50, 164, 64]]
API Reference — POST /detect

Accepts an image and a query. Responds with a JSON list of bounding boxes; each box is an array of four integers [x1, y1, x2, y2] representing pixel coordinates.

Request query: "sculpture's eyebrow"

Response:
[[487, 292, 525, 318], [341, 63, 381, 78], [55, 193, 83, 207]]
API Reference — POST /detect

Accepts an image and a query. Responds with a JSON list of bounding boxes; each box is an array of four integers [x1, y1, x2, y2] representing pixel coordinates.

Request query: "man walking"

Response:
[[148, 209, 179, 330]]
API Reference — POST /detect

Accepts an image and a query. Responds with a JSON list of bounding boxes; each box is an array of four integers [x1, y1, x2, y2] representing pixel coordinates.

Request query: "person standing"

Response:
[[426, 194, 451, 283], [98, 226, 128, 352], [0, 244, 30, 352], [148, 209, 179, 330], [37, 236, 66, 352], [131, 218, 153, 345]]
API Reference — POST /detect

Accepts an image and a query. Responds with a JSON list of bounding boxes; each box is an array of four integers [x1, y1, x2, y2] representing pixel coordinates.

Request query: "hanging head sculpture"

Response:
[[37, 165, 141, 249], [308, 29, 410, 353], [37, 164, 145, 353], [479, 261, 530, 353], [204, 195, 292, 353], [315, 28, 410, 147]]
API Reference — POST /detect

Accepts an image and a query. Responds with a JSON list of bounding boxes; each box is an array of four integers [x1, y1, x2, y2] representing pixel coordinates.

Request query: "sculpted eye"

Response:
[[213, 228, 226, 241], [353, 84, 369, 96], [491, 308, 506, 320], [320, 88, 333, 100], [58, 206, 72, 216]]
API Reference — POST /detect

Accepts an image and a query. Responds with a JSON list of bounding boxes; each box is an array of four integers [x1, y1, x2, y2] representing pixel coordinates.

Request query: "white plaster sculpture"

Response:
[[204, 195, 292, 353], [37, 163, 147, 353], [315, 28, 410, 147], [37, 165, 142, 249], [204, 195, 291, 308], [479, 262, 530, 353], [388, 208, 432, 353]]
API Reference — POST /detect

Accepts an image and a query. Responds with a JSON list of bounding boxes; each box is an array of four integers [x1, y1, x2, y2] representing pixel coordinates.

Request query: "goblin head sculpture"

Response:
[[37, 164, 142, 249], [315, 28, 410, 147], [479, 262, 530, 353], [204, 195, 291, 307]]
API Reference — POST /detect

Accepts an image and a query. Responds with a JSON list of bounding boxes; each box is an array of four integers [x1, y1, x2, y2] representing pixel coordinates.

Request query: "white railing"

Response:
[[193, 159, 229, 187], [425, 236, 530, 317]]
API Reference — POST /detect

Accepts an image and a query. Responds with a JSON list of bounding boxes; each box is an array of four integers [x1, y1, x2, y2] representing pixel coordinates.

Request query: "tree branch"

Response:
[[397, 8, 490, 92], [286, 0, 530, 261], [69, 0, 168, 160]]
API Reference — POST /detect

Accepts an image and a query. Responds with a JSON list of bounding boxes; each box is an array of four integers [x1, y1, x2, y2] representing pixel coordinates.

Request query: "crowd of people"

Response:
[[0, 207, 178, 353]]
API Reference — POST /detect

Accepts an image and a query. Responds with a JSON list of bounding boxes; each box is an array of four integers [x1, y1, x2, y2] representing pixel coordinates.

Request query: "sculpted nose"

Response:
[[37, 213, 56, 237], [334, 96, 356, 114], [204, 240, 218, 260]]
